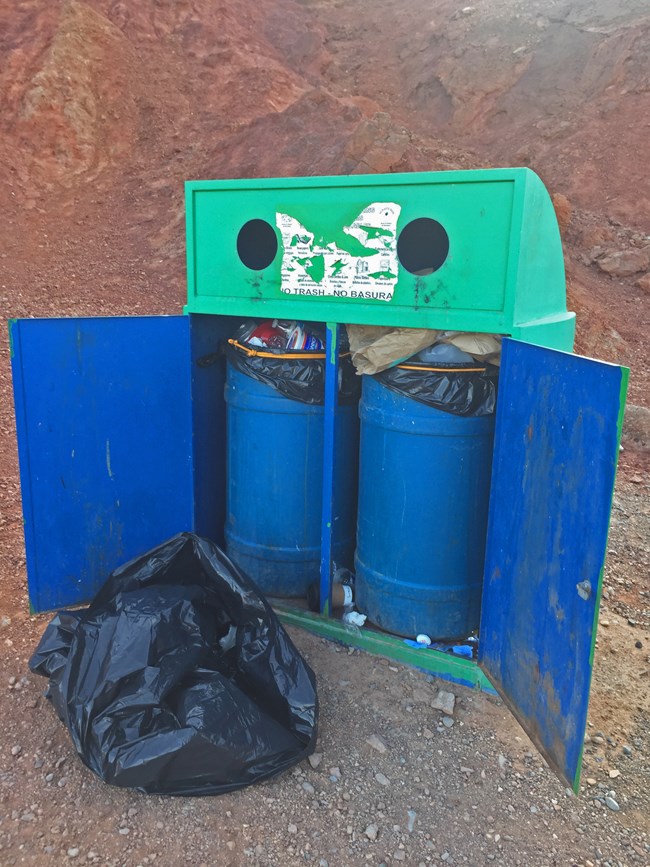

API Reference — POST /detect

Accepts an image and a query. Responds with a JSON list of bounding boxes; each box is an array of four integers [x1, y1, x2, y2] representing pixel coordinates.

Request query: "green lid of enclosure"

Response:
[[185, 168, 575, 351]]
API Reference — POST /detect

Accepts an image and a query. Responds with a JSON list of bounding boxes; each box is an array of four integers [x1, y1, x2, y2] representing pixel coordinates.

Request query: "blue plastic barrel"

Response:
[[355, 375, 495, 639], [225, 363, 358, 597]]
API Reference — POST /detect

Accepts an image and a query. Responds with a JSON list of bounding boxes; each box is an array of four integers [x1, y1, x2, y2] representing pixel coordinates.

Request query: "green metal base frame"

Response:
[[276, 604, 495, 693]]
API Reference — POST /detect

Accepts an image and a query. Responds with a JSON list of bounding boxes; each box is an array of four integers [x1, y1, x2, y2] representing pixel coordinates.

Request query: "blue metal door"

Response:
[[479, 338, 628, 791], [10, 315, 227, 612]]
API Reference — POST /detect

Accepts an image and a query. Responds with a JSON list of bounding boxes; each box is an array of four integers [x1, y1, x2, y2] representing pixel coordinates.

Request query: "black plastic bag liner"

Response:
[[375, 361, 499, 417], [29, 533, 318, 796], [226, 339, 360, 406]]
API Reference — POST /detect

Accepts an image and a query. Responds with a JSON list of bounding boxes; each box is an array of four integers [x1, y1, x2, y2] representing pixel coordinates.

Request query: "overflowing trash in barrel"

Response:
[[224, 319, 359, 598], [225, 319, 359, 404], [236, 318, 325, 351], [349, 325, 500, 643], [222, 318, 501, 648], [348, 324, 500, 417]]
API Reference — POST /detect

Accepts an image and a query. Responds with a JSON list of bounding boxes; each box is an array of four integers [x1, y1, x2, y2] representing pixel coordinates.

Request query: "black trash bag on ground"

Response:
[[375, 361, 499, 417], [29, 533, 318, 796], [226, 332, 360, 406]]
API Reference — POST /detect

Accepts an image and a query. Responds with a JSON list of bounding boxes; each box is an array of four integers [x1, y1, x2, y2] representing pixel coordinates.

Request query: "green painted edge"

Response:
[[572, 364, 630, 794], [184, 182, 197, 303], [8, 319, 36, 613], [8, 319, 17, 358], [327, 321, 337, 365], [276, 604, 495, 692], [185, 167, 530, 192], [502, 170, 526, 329]]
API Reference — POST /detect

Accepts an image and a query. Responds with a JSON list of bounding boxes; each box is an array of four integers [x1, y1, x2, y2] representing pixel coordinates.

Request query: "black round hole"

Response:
[[397, 218, 449, 275], [237, 219, 278, 270]]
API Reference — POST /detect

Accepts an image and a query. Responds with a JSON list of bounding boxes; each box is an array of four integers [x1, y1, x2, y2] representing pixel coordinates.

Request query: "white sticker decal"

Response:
[[276, 203, 401, 301]]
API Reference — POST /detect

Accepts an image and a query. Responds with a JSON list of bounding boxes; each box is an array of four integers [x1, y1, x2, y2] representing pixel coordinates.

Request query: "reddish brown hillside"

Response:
[[0, 0, 648, 413]]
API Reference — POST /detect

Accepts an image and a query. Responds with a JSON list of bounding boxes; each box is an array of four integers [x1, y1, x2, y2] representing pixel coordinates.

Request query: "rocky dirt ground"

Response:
[[0, 0, 649, 864], [0, 521, 649, 867]]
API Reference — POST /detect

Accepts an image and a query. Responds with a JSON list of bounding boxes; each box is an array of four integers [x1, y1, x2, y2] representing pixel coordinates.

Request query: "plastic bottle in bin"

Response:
[[286, 323, 324, 351], [306, 569, 355, 611], [307, 581, 353, 612], [247, 321, 287, 349]]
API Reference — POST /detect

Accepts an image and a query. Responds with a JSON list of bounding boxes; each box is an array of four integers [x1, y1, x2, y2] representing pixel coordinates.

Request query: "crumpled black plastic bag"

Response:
[[29, 533, 318, 796], [225, 341, 360, 405], [375, 362, 499, 417]]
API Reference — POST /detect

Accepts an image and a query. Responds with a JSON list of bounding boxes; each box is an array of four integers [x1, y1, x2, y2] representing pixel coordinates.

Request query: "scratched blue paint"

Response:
[[412, 668, 497, 694], [224, 362, 357, 596], [10, 315, 227, 612], [479, 338, 627, 790], [319, 322, 340, 615], [188, 313, 233, 543], [355, 376, 495, 639]]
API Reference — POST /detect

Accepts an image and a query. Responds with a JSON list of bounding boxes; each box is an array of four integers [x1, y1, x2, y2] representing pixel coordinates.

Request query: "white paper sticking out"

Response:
[[342, 611, 367, 627], [276, 203, 401, 302]]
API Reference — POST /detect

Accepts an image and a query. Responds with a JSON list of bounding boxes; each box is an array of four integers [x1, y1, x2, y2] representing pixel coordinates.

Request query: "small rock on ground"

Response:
[[366, 734, 388, 753], [431, 690, 456, 715]]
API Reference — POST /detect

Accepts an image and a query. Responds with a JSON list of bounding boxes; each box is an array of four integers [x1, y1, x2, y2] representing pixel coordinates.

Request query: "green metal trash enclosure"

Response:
[[9, 168, 627, 793]]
